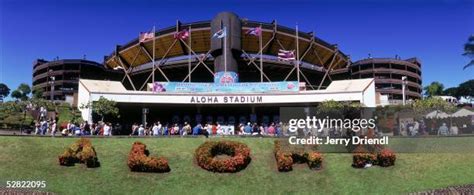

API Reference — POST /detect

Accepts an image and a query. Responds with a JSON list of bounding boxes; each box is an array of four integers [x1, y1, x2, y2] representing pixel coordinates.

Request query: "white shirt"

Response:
[[103, 125, 111, 136], [51, 123, 57, 133], [152, 125, 159, 135]]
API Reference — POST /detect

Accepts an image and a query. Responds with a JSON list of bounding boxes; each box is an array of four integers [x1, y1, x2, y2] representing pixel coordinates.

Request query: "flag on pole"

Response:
[[174, 29, 190, 40], [246, 27, 262, 36], [139, 31, 154, 43], [212, 27, 227, 39], [113, 66, 124, 70], [278, 49, 295, 61]]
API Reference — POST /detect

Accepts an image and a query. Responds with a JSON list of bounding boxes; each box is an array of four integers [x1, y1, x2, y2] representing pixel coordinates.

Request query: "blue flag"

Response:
[[212, 27, 227, 39]]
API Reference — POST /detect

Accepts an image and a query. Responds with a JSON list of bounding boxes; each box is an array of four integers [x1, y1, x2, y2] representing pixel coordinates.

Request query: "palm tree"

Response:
[[423, 81, 444, 97], [463, 35, 474, 70]]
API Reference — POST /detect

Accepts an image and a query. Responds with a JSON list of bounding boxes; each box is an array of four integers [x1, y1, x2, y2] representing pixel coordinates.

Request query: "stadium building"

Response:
[[32, 59, 122, 103], [77, 12, 422, 127], [351, 57, 422, 103]]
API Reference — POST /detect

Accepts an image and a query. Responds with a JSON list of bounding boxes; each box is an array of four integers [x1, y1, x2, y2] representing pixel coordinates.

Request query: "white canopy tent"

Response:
[[451, 108, 474, 118], [425, 110, 450, 119]]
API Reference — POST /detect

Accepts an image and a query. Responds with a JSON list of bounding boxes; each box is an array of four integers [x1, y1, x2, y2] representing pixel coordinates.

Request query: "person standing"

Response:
[[244, 122, 252, 135], [50, 120, 57, 136], [216, 122, 223, 135], [182, 122, 191, 136], [84, 121, 91, 135], [450, 123, 459, 135], [152, 123, 160, 136], [192, 124, 201, 136], [130, 123, 138, 136], [268, 123, 276, 136], [34, 121, 40, 135], [138, 125, 145, 136], [103, 123, 111, 136], [41, 120, 48, 135], [438, 123, 449, 136], [157, 121, 162, 135]]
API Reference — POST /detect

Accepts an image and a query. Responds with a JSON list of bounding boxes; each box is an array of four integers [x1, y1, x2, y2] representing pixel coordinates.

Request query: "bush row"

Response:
[[352, 145, 396, 168], [127, 142, 170, 173], [274, 140, 323, 172], [58, 140, 395, 172], [58, 138, 100, 168], [195, 141, 251, 173]]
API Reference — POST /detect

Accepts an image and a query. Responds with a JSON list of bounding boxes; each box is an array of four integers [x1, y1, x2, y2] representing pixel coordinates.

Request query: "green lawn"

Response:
[[0, 136, 473, 194]]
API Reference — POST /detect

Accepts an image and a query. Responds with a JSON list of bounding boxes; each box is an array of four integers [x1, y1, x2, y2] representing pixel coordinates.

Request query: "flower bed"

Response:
[[274, 140, 323, 172], [58, 138, 100, 168], [127, 142, 170, 173], [195, 141, 251, 173], [352, 145, 396, 168], [377, 148, 396, 167]]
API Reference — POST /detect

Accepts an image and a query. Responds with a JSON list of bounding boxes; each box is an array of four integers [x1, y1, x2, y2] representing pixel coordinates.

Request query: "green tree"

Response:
[[10, 83, 31, 101], [423, 81, 444, 97], [11, 90, 23, 100], [412, 97, 456, 115], [463, 35, 474, 70], [81, 96, 119, 122], [32, 88, 44, 99], [0, 83, 10, 98], [457, 79, 474, 102], [443, 87, 459, 98]]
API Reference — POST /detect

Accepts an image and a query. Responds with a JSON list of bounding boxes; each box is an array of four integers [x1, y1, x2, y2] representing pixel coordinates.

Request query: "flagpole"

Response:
[[296, 24, 300, 85], [259, 24, 263, 82], [152, 25, 156, 84], [189, 25, 192, 82], [224, 26, 227, 74]]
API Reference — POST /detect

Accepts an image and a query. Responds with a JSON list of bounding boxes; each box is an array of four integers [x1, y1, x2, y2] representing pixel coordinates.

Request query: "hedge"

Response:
[[195, 141, 251, 173], [274, 140, 323, 171], [58, 138, 100, 168], [352, 145, 396, 168], [127, 142, 170, 173]]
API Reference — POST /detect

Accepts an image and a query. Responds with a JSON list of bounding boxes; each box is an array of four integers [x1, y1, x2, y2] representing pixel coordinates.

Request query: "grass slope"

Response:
[[0, 136, 473, 194]]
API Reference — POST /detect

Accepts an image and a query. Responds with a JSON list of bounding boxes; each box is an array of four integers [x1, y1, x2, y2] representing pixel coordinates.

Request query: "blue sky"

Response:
[[0, 0, 473, 95]]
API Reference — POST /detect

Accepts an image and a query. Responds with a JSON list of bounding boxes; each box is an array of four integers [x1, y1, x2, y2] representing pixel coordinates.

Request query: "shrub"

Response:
[[274, 140, 323, 171], [352, 145, 376, 168], [352, 145, 396, 168], [127, 142, 170, 173], [306, 151, 323, 170], [81, 145, 100, 168], [58, 138, 100, 168], [275, 151, 293, 172], [352, 152, 377, 168], [377, 148, 396, 167], [195, 141, 251, 173], [58, 148, 76, 166]]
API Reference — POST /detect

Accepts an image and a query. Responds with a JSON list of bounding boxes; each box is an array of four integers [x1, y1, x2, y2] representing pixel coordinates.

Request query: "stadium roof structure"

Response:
[[104, 20, 349, 72]]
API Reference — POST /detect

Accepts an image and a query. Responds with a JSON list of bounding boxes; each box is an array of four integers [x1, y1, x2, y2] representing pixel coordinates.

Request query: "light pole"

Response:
[[48, 70, 55, 102], [402, 76, 407, 105]]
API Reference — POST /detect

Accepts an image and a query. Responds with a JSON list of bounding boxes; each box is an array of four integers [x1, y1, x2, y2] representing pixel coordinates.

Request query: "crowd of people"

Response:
[[31, 118, 469, 137], [34, 120, 117, 137], [398, 120, 463, 136], [128, 121, 285, 137]]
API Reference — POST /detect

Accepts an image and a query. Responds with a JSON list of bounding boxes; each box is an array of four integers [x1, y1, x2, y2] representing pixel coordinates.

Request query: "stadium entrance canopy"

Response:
[[78, 78, 377, 124]]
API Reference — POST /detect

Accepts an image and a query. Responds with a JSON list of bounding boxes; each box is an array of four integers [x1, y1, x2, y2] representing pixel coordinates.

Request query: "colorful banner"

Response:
[[152, 81, 299, 93], [214, 71, 239, 84]]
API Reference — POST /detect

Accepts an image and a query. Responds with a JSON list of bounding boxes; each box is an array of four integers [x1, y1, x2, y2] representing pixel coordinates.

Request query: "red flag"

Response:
[[174, 29, 189, 40], [139, 32, 154, 43]]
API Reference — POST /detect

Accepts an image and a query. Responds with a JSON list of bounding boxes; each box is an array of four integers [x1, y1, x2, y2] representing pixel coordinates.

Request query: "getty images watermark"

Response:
[[287, 116, 388, 146]]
